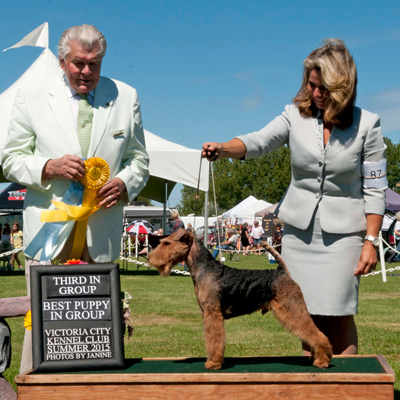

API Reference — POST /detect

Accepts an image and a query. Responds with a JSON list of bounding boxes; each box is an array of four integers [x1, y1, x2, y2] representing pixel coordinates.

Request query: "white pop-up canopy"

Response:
[[222, 195, 259, 219], [140, 130, 209, 202], [0, 23, 209, 205], [234, 199, 272, 224], [0, 23, 62, 158]]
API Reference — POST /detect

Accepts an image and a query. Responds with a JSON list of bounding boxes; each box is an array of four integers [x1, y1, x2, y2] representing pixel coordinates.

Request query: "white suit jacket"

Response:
[[2, 74, 149, 262], [237, 105, 386, 234]]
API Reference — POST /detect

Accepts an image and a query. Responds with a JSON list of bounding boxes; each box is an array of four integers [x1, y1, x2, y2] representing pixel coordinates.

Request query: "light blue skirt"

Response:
[[281, 208, 363, 316]]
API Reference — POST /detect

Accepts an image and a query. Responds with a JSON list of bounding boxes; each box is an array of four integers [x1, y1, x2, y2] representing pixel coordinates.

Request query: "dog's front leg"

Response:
[[202, 310, 225, 370]]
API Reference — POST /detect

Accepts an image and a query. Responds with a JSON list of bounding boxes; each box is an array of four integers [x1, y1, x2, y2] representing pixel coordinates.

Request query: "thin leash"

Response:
[[210, 161, 223, 259], [192, 152, 203, 231]]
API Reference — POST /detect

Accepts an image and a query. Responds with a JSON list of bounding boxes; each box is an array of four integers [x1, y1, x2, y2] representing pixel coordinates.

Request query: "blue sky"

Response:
[[1, 1, 400, 207]]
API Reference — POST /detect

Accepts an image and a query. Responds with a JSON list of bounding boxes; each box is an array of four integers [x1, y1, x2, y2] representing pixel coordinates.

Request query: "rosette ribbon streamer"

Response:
[[39, 157, 110, 260]]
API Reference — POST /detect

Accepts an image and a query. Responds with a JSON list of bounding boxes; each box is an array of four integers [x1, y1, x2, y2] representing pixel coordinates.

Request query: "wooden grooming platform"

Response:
[[16, 355, 396, 400]]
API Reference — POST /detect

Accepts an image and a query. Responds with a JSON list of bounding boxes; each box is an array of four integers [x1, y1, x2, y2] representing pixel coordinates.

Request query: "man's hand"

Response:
[[42, 155, 85, 181], [96, 177, 126, 209], [354, 242, 378, 276]]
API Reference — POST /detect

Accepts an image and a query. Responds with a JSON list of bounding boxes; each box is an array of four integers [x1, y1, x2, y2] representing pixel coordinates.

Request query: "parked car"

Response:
[[195, 226, 225, 247]]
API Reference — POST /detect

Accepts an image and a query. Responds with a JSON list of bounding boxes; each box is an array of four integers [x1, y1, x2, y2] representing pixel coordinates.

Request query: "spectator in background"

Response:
[[170, 212, 185, 233], [2, 227, 11, 243], [251, 221, 264, 255], [240, 222, 251, 256], [10, 222, 23, 270], [393, 212, 400, 246], [387, 212, 400, 263], [272, 223, 283, 254], [212, 228, 240, 259], [0, 227, 12, 271]]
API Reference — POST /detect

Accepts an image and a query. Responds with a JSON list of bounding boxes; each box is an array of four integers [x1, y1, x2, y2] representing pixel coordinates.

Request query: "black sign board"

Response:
[[261, 213, 274, 236], [31, 264, 124, 373]]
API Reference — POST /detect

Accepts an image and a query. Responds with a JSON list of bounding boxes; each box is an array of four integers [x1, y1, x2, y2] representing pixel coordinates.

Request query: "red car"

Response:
[[195, 226, 225, 247]]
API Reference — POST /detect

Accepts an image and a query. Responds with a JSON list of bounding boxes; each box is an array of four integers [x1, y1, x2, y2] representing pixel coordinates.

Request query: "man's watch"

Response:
[[364, 235, 379, 247]]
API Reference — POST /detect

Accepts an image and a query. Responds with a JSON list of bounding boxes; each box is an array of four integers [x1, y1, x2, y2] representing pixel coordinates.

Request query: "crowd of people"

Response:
[[0, 222, 23, 271], [209, 220, 283, 258]]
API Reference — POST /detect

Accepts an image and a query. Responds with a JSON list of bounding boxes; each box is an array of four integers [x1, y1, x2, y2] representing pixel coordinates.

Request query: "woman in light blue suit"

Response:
[[202, 40, 387, 356]]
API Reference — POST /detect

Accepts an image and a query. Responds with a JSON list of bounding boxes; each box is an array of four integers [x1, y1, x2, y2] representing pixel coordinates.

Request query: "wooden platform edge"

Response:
[[15, 355, 396, 385], [377, 355, 396, 378]]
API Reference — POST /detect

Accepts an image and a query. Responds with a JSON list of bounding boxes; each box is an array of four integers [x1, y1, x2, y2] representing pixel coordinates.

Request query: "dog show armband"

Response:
[[362, 159, 388, 189]]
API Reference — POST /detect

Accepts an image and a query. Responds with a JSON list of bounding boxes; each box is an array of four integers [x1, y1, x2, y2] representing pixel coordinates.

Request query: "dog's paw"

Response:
[[205, 360, 222, 370], [312, 356, 330, 369]]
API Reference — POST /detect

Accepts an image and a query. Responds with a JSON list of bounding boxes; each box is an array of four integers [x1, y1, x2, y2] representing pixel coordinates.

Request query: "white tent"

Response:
[[0, 23, 209, 205], [0, 23, 62, 160], [140, 130, 209, 203], [222, 195, 258, 220], [234, 199, 272, 224]]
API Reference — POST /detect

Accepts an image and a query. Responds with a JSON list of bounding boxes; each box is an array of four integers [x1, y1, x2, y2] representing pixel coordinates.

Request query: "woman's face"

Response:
[[308, 69, 329, 109], [12, 224, 17, 231]]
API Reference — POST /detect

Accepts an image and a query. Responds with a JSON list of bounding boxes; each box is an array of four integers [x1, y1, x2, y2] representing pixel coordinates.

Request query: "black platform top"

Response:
[[40, 356, 386, 375]]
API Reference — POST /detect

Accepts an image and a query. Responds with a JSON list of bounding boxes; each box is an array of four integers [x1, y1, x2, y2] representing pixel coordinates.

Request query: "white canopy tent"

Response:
[[0, 23, 210, 231], [234, 199, 272, 225], [140, 130, 209, 203], [222, 195, 258, 221], [0, 23, 62, 158]]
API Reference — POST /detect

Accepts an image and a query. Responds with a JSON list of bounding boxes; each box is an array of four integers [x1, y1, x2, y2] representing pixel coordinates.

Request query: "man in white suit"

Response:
[[2, 24, 149, 372]]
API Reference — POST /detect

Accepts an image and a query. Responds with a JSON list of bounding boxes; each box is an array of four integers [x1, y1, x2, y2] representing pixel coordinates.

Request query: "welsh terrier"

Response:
[[147, 228, 332, 370]]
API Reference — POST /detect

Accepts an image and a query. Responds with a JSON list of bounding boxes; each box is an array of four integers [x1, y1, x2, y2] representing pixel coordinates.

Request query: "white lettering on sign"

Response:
[[59, 286, 97, 295], [43, 299, 110, 321], [44, 327, 113, 360], [51, 275, 102, 296]]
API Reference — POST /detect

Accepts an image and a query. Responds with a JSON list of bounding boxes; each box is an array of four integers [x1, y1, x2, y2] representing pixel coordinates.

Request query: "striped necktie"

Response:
[[77, 93, 93, 158]]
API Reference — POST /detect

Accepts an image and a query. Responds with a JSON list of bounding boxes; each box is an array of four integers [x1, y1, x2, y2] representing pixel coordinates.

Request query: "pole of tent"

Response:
[[204, 191, 209, 248]]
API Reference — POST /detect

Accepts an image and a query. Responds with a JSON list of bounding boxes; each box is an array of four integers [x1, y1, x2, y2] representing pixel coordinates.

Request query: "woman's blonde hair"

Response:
[[293, 39, 357, 129]]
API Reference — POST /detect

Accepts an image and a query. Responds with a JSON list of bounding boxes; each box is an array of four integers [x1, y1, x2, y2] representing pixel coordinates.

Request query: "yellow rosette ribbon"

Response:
[[40, 157, 110, 260]]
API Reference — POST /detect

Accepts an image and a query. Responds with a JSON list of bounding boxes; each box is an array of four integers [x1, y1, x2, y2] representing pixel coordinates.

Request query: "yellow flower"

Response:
[[24, 310, 32, 331], [80, 157, 110, 190]]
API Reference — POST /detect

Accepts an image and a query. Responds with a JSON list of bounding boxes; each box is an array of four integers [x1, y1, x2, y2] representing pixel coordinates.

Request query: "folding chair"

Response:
[[227, 237, 241, 262]]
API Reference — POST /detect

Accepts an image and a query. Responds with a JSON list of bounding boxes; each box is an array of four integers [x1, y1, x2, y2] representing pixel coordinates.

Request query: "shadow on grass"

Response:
[[395, 389, 400, 400], [0, 270, 25, 276], [119, 269, 189, 277]]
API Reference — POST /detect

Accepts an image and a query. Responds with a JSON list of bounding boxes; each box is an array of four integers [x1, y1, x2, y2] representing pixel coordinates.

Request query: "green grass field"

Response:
[[1, 253, 399, 398]]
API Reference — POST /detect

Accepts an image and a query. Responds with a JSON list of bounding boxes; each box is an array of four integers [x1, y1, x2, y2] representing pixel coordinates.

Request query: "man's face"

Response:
[[60, 40, 102, 94]]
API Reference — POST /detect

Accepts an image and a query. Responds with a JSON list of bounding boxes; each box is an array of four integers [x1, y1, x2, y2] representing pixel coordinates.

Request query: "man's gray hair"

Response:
[[58, 24, 107, 60]]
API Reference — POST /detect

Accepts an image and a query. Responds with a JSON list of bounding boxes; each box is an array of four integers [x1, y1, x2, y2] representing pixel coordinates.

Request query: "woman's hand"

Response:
[[202, 142, 223, 161], [354, 242, 378, 276], [202, 139, 247, 161]]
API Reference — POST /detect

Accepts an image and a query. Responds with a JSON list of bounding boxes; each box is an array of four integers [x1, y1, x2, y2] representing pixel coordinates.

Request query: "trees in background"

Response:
[[384, 137, 400, 191]]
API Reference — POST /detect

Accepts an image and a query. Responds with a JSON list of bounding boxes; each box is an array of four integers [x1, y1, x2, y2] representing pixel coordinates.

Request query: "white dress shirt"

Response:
[[64, 77, 94, 128]]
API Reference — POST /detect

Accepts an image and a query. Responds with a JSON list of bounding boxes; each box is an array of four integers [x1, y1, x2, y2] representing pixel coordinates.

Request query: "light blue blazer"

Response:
[[237, 105, 386, 234]]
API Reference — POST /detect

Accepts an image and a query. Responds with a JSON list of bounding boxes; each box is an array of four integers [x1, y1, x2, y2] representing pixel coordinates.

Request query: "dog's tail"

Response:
[[260, 241, 289, 273]]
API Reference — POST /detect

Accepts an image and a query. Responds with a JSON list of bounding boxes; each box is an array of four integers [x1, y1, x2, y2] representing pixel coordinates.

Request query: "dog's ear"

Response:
[[175, 228, 194, 245]]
